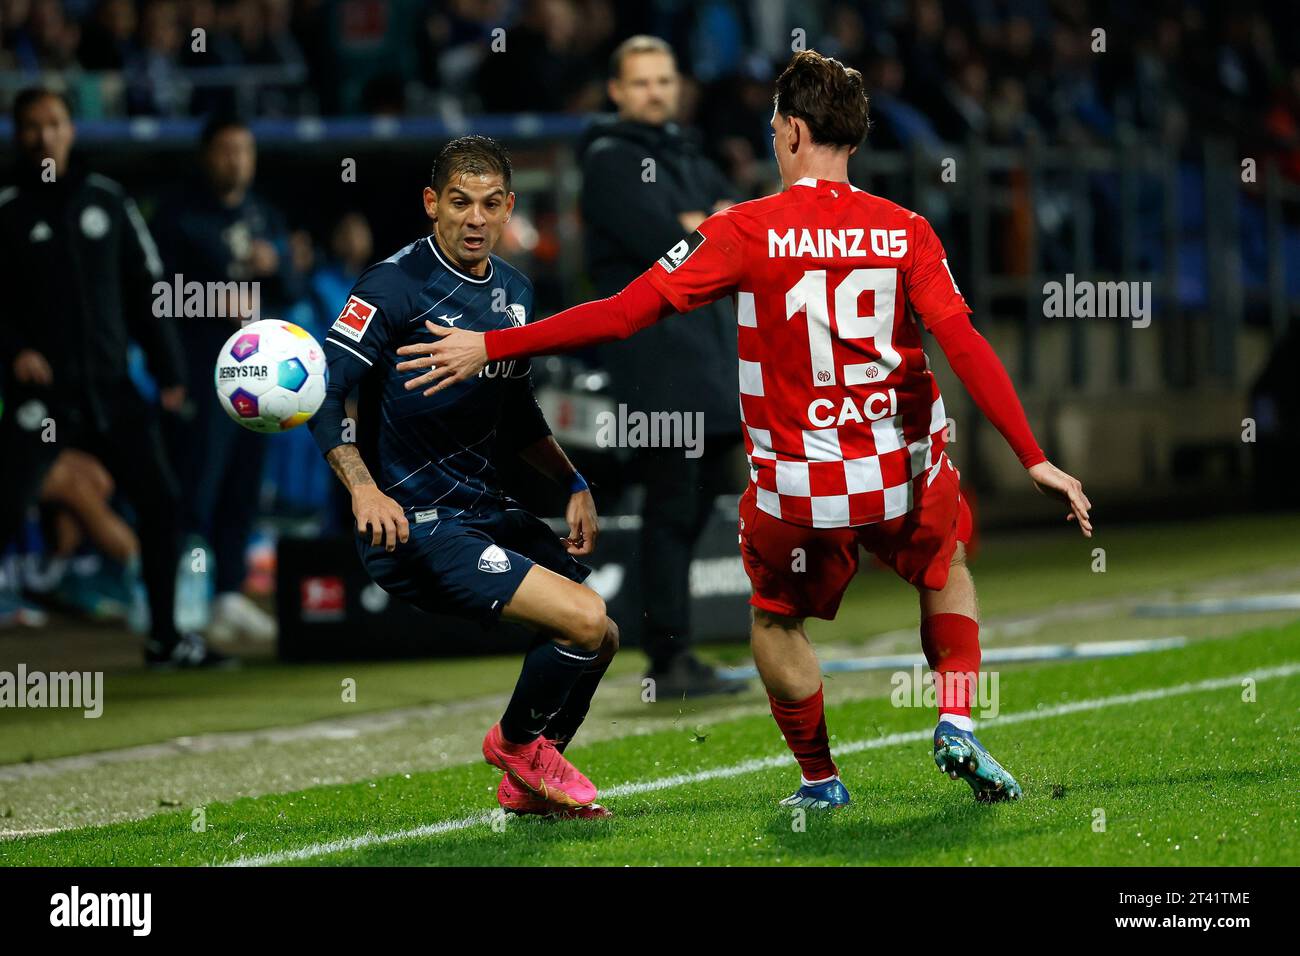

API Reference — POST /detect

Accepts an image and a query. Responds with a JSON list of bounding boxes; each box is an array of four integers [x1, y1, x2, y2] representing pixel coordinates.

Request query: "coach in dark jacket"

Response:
[[581, 124, 738, 429], [581, 36, 744, 697], [0, 88, 229, 668]]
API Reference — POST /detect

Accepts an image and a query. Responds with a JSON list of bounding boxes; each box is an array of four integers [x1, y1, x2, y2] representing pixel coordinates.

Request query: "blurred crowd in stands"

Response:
[[1, 2, 1297, 175]]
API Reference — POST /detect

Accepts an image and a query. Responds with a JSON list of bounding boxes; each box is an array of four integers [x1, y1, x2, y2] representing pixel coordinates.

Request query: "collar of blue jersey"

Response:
[[427, 234, 494, 284], [791, 176, 863, 193]]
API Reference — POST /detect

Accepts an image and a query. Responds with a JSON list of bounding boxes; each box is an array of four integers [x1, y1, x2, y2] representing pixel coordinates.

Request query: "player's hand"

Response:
[[351, 485, 410, 551], [1027, 460, 1092, 538], [395, 321, 488, 396], [563, 489, 599, 556], [13, 349, 53, 386]]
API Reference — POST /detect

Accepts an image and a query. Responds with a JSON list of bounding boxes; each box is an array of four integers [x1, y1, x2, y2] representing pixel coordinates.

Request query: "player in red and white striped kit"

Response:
[[399, 50, 1091, 809]]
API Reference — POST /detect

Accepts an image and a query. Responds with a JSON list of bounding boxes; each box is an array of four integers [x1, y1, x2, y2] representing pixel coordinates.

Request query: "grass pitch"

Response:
[[5, 512, 1299, 766], [4, 619, 1296, 867]]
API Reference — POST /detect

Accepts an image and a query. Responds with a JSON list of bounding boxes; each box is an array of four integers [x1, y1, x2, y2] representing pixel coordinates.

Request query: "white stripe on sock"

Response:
[[938, 712, 975, 732], [800, 774, 838, 787]]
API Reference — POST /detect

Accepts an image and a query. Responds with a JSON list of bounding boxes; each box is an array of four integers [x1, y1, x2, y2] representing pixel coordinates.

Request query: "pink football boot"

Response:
[[496, 769, 612, 819], [482, 723, 597, 807]]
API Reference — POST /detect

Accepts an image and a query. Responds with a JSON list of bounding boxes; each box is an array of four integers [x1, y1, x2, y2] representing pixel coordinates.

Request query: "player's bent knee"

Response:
[[950, 541, 967, 567], [563, 592, 607, 652], [593, 617, 620, 664], [504, 566, 609, 652]]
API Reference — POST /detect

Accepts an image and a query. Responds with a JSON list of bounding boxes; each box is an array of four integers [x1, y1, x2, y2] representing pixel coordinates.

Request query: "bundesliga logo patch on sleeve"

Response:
[[332, 294, 378, 342], [657, 230, 706, 272]]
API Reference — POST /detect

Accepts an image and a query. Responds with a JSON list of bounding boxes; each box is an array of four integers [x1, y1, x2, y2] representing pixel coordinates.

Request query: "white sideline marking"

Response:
[[1133, 592, 1300, 618], [0, 827, 64, 840], [221, 662, 1300, 866], [721, 635, 1189, 681]]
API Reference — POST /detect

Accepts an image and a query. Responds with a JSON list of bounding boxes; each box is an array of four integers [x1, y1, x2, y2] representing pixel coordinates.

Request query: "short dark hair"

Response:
[[200, 113, 250, 150], [12, 87, 71, 129], [431, 135, 512, 193], [608, 34, 675, 79], [774, 49, 870, 149]]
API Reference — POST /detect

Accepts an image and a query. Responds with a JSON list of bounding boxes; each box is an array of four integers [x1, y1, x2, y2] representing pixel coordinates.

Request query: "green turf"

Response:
[[813, 511, 1300, 643], [4, 619, 1296, 867], [4, 512, 1298, 764], [0, 652, 648, 765]]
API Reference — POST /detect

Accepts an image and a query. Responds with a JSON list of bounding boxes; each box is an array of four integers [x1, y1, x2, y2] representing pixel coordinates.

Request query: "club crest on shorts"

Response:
[[478, 545, 512, 573]]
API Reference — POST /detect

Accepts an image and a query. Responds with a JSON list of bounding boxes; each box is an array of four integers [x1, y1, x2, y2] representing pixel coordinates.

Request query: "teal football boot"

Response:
[[778, 777, 851, 810], [933, 721, 1022, 802]]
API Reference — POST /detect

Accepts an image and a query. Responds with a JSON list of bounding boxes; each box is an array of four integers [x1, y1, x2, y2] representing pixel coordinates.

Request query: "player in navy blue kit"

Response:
[[309, 136, 618, 817]]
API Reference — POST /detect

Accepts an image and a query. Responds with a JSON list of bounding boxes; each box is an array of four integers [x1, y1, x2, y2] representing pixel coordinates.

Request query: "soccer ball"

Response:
[[214, 320, 327, 433]]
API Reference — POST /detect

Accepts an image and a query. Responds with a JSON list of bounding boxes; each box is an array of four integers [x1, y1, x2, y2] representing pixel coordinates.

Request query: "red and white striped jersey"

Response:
[[645, 177, 970, 529]]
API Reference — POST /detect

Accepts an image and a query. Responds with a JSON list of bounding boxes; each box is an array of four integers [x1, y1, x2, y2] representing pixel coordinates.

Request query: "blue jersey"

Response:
[[309, 236, 552, 535]]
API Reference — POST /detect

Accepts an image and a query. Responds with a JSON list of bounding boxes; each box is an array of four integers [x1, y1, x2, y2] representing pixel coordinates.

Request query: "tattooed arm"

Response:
[[310, 265, 411, 550], [324, 442, 375, 492], [324, 444, 409, 552]]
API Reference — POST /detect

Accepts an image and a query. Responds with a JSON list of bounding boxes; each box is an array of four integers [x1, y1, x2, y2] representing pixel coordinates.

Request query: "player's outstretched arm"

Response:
[[395, 273, 675, 396], [324, 444, 410, 552], [929, 312, 1092, 537]]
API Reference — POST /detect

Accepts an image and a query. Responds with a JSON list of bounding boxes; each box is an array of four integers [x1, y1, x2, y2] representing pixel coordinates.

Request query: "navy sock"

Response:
[[500, 642, 599, 745], [544, 657, 613, 752]]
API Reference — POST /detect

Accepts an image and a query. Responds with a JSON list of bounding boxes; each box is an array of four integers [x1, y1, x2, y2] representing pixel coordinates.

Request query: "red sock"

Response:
[[920, 613, 981, 720], [768, 685, 838, 782]]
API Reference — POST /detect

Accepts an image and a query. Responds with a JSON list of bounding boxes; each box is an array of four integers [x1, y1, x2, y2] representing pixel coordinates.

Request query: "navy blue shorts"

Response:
[[359, 507, 590, 625]]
